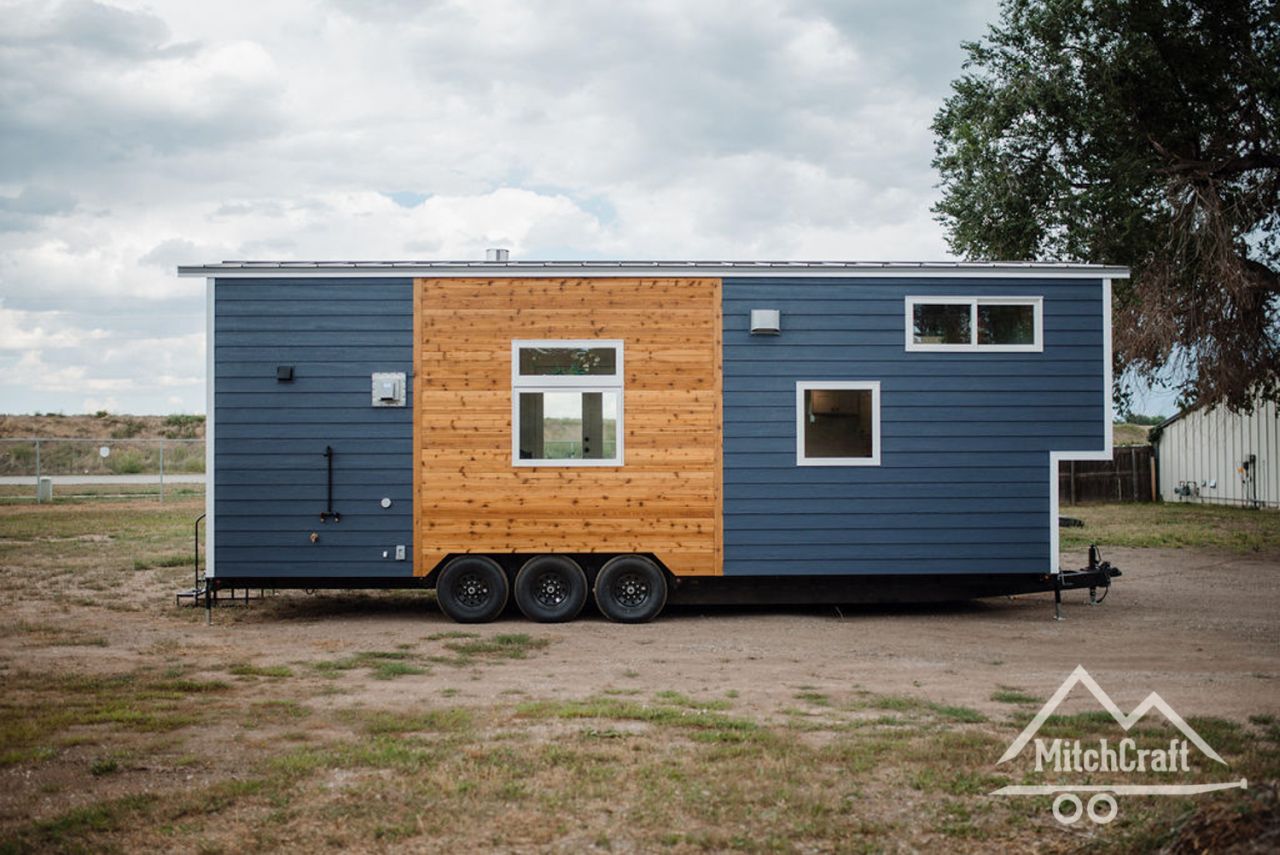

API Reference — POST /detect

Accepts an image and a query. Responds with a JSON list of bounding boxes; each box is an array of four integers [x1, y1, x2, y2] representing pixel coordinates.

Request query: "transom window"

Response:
[[905, 297, 1042, 352], [512, 340, 623, 466], [796, 381, 881, 466]]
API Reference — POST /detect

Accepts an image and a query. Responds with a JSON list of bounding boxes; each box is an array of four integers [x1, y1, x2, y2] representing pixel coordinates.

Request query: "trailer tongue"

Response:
[[1052, 545, 1121, 620]]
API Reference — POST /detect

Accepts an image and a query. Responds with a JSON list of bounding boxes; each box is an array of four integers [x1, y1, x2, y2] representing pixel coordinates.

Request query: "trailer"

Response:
[[177, 258, 1125, 623]]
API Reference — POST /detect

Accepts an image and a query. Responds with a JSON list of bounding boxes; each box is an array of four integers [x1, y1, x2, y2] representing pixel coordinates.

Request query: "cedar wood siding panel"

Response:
[[213, 278, 414, 579], [721, 277, 1106, 576], [413, 278, 722, 577]]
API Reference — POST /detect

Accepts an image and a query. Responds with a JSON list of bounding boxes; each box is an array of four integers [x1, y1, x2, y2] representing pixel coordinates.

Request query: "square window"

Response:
[[978, 303, 1036, 345], [796, 381, 881, 466], [913, 303, 971, 345], [512, 340, 623, 466], [517, 390, 619, 461]]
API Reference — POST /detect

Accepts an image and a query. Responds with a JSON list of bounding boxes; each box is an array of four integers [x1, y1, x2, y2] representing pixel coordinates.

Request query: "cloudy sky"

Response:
[[5, 0, 1169, 417]]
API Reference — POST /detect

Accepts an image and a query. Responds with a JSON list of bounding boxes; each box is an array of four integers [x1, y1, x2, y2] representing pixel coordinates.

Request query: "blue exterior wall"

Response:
[[721, 277, 1106, 576], [213, 278, 414, 578]]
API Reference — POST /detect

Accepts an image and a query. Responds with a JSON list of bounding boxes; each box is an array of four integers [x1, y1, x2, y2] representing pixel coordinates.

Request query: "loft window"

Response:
[[796, 381, 881, 467], [905, 297, 1042, 352], [512, 340, 623, 466]]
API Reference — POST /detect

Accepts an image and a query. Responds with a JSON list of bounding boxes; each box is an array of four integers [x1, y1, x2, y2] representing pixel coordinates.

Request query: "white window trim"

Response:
[[511, 339, 624, 467], [796, 381, 881, 467], [904, 296, 1043, 353]]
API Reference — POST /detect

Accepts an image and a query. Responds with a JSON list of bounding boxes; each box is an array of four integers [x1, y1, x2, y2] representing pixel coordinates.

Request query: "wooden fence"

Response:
[[1059, 445, 1156, 504]]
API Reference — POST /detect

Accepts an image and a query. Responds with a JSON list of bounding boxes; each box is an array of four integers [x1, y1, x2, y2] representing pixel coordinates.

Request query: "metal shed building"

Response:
[[1154, 396, 1280, 508]]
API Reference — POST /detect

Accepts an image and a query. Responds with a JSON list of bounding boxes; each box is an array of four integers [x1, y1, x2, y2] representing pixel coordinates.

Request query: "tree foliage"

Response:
[[933, 0, 1279, 410]]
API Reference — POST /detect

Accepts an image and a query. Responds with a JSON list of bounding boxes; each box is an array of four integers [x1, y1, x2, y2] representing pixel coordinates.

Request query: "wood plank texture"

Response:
[[414, 278, 723, 576]]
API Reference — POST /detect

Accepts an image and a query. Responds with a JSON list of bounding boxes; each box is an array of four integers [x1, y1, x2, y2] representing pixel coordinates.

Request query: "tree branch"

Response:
[[1243, 257, 1280, 292], [1148, 138, 1280, 176]]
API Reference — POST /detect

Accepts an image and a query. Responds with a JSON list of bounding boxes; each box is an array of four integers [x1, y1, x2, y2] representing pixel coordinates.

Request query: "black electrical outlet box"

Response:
[[276, 365, 295, 382]]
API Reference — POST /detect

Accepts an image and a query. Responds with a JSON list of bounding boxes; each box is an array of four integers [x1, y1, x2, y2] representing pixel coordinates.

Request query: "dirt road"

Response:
[[16, 547, 1278, 722]]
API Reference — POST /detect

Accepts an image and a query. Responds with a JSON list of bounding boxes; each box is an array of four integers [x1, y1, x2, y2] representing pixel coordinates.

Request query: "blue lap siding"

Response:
[[721, 277, 1107, 576], [213, 278, 414, 579]]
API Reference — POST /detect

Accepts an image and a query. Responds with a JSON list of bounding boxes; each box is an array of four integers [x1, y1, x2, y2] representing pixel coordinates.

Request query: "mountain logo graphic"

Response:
[[990, 665, 1246, 826]]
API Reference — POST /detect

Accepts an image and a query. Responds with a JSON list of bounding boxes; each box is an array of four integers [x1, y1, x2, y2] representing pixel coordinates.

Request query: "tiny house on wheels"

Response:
[[177, 258, 1124, 623]]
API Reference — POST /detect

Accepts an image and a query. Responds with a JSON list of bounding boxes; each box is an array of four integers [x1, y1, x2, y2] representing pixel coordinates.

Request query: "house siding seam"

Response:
[[213, 278, 414, 578], [721, 277, 1106, 576]]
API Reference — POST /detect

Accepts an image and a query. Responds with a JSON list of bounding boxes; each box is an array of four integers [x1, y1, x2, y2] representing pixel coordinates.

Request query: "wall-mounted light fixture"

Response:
[[750, 309, 781, 335]]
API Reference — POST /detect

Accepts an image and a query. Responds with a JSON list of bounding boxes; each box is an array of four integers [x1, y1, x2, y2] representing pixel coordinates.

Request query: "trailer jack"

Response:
[[1051, 545, 1120, 621]]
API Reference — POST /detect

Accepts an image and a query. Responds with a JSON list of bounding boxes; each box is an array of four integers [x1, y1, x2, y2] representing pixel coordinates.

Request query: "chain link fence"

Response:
[[0, 438, 205, 503]]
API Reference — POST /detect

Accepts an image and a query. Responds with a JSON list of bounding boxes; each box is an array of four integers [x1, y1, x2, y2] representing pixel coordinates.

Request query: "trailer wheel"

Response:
[[435, 556, 508, 623], [514, 555, 588, 623], [594, 555, 667, 623]]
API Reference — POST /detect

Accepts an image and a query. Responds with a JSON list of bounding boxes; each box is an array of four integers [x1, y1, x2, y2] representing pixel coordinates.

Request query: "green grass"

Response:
[[2, 492, 1278, 853], [653, 690, 732, 711], [516, 696, 759, 736], [0, 670, 217, 769], [1060, 502, 1280, 552], [794, 690, 832, 707], [990, 688, 1040, 705], [228, 662, 293, 679], [3, 686, 1277, 853], [309, 651, 429, 680], [370, 661, 425, 680], [358, 708, 474, 735], [441, 633, 550, 659]]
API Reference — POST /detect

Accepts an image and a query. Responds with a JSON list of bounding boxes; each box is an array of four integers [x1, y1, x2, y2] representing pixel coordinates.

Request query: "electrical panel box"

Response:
[[371, 372, 406, 407]]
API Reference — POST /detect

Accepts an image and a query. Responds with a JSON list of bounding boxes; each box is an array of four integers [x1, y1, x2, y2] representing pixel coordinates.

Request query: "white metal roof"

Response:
[[178, 259, 1130, 279]]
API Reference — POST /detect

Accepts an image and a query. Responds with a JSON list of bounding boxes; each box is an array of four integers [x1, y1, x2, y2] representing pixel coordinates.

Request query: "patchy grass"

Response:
[[310, 651, 429, 679], [794, 689, 832, 707], [2, 479, 1278, 852], [991, 687, 1040, 705], [0, 670, 219, 769], [228, 662, 293, 679], [8, 700, 1270, 854], [356, 708, 474, 735], [370, 661, 426, 680], [2, 621, 108, 648], [653, 690, 732, 711], [441, 633, 551, 660], [1060, 502, 1280, 552], [516, 695, 760, 736], [424, 631, 478, 641]]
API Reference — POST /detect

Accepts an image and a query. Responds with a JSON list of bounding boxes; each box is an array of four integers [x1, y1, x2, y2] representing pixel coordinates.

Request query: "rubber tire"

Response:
[[514, 555, 588, 623], [435, 556, 509, 623], [593, 555, 668, 623]]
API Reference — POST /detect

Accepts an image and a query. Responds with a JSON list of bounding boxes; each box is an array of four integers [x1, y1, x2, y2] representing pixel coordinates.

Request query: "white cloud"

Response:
[[0, 0, 1001, 413]]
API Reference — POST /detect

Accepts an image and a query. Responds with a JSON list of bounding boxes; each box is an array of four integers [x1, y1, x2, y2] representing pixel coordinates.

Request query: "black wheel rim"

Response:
[[455, 571, 490, 608], [532, 571, 569, 608], [612, 571, 650, 608]]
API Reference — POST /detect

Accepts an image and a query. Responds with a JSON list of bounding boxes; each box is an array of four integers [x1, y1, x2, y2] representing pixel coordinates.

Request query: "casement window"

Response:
[[796, 381, 881, 466], [511, 340, 623, 466], [905, 297, 1043, 352]]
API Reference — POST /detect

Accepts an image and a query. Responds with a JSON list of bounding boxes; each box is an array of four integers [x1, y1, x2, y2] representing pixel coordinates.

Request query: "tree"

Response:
[[932, 0, 1279, 410]]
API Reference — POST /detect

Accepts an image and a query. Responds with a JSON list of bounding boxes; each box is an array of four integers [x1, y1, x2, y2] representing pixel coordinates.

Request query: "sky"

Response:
[[0, 0, 1179, 417]]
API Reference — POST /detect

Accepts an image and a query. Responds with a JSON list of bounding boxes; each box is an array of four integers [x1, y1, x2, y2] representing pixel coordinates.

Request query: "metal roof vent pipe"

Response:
[[485, 248, 510, 262]]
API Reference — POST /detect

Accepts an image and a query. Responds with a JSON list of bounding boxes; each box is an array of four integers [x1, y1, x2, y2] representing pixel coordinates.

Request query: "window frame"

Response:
[[511, 339, 624, 467], [904, 296, 1043, 353], [795, 380, 882, 467]]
